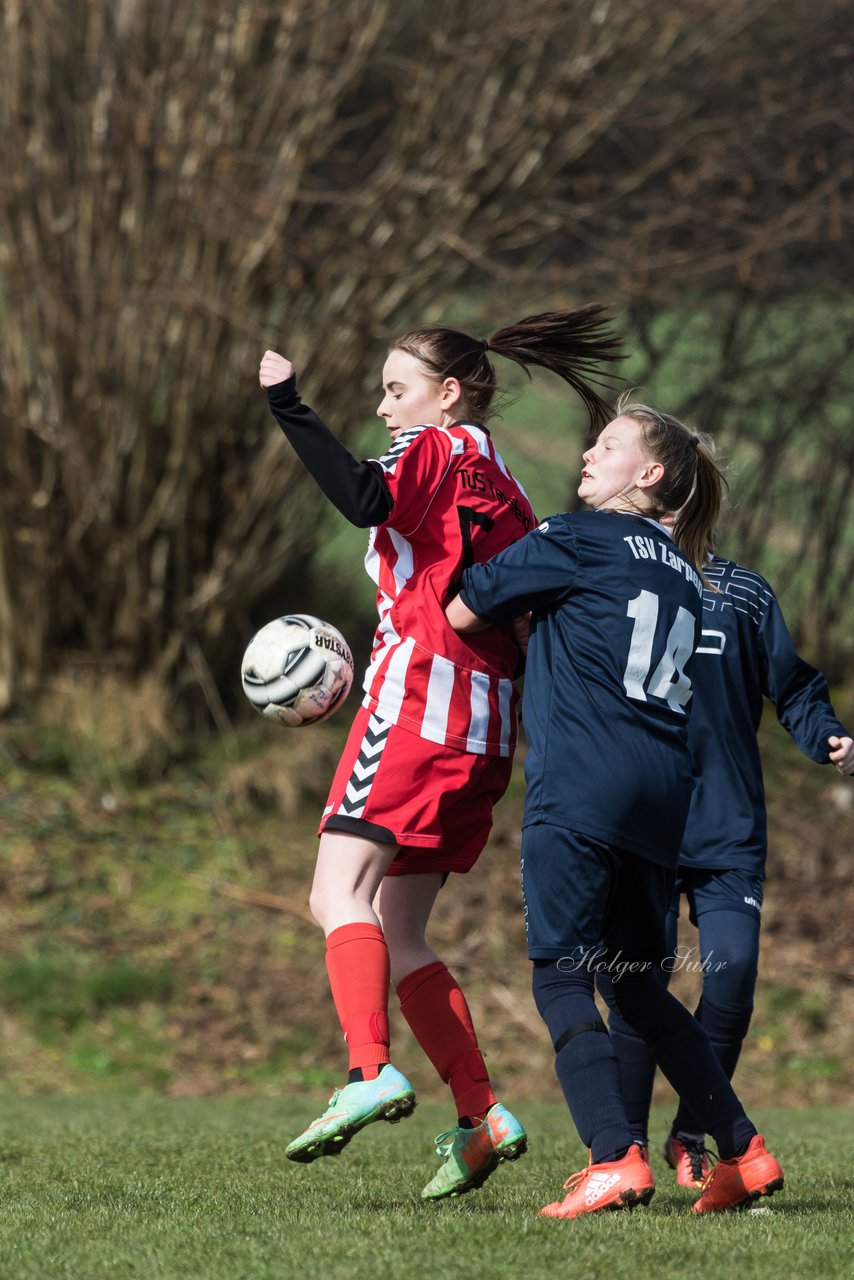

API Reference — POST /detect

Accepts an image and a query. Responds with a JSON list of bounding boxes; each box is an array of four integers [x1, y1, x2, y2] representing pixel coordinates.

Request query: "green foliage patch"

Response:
[[0, 953, 177, 1029]]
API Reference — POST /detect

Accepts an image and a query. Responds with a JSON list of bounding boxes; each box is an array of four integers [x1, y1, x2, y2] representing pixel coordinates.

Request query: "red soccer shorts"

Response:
[[319, 703, 514, 875]]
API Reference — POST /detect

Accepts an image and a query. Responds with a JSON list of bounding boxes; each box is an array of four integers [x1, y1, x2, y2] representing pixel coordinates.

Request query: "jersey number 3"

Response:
[[623, 589, 694, 712]]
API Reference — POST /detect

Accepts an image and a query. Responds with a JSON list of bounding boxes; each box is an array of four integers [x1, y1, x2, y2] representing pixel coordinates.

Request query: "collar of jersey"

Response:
[[450, 419, 490, 436], [593, 508, 673, 540]]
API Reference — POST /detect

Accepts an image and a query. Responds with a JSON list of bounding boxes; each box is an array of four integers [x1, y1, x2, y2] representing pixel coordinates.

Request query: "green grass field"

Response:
[[1, 1099, 851, 1280]]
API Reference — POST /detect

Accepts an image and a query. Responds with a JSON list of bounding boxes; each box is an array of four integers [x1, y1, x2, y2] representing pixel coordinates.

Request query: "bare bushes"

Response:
[[1, 0, 851, 713]]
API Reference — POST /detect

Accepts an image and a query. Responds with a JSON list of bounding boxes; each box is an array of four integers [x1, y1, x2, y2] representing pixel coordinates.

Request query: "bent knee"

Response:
[[308, 886, 329, 931]]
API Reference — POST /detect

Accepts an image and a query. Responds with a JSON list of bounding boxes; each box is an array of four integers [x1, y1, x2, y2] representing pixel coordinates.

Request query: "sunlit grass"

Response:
[[0, 1100, 851, 1280]]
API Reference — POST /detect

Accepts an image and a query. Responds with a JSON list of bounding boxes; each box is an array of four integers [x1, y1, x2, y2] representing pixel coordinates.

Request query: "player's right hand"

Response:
[[259, 350, 294, 388]]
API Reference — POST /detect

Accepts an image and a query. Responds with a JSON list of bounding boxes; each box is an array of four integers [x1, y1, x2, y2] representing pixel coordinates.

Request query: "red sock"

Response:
[[325, 923, 391, 1079], [397, 961, 496, 1120]]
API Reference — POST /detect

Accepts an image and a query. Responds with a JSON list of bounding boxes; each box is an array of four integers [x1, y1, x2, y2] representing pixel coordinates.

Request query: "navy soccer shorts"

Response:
[[521, 821, 675, 965], [672, 866, 764, 925]]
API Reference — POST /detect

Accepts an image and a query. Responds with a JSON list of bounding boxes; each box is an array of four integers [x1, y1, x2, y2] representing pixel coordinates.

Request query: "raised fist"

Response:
[[259, 350, 294, 388]]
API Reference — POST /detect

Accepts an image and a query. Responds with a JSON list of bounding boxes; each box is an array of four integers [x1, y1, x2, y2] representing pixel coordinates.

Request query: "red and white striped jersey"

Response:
[[360, 421, 535, 756]]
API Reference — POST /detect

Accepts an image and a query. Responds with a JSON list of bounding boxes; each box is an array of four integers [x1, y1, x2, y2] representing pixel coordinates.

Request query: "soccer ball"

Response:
[[241, 614, 354, 726]]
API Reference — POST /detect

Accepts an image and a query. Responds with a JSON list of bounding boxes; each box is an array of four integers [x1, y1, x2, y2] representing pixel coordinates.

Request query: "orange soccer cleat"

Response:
[[663, 1133, 713, 1189], [692, 1134, 784, 1213], [539, 1144, 655, 1220]]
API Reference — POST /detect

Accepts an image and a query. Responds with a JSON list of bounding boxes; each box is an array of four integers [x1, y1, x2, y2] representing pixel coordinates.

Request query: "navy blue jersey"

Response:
[[680, 555, 848, 873], [460, 509, 704, 866]]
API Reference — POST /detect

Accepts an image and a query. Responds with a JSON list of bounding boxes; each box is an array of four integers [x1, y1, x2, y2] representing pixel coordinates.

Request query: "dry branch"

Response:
[[1, 0, 851, 708]]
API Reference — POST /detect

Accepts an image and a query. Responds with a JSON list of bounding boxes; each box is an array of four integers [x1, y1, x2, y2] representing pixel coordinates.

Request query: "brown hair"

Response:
[[390, 305, 624, 429], [614, 393, 726, 574]]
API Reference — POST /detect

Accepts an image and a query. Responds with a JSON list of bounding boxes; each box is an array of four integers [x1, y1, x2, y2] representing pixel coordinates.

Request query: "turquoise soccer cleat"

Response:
[[421, 1103, 528, 1200], [285, 1065, 416, 1163]]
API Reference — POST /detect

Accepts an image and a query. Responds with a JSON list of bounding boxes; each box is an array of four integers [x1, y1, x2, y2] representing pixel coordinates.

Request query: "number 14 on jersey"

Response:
[[623, 589, 695, 712]]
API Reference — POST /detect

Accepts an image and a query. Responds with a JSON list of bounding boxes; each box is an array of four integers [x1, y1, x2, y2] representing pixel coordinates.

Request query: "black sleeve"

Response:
[[266, 375, 392, 528]]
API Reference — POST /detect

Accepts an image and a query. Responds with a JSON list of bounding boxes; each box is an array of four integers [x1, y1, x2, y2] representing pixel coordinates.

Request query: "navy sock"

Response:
[[532, 960, 632, 1164], [671, 995, 754, 1137], [670, 908, 759, 1139], [608, 973, 756, 1159], [606, 1023, 657, 1148], [597, 974, 657, 1148]]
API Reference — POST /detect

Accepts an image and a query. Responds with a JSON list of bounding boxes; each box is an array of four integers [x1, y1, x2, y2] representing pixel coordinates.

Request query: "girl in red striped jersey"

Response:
[[258, 307, 623, 1198]]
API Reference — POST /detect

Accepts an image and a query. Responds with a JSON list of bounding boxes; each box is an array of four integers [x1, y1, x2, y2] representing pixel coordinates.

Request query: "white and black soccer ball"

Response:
[[241, 614, 354, 727]]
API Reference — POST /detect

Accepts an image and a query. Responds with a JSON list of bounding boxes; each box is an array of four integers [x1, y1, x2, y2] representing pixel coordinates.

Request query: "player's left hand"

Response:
[[828, 735, 854, 775]]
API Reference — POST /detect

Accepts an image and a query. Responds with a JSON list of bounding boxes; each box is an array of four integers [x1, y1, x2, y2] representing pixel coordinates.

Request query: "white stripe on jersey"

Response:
[[467, 671, 492, 753], [372, 636, 415, 723], [513, 471, 531, 504], [452, 422, 525, 497], [387, 527, 415, 593], [497, 678, 513, 758], [376, 589, 394, 624], [493, 448, 511, 480], [421, 654, 455, 744], [462, 424, 492, 459], [364, 528, 380, 586], [362, 608, 399, 698], [434, 425, 467, 456]]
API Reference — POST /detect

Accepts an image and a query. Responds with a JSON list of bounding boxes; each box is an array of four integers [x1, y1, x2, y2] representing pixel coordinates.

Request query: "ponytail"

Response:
[[671, 442, 724, 574], [484, 306, 624, 429], [391, 304, 624, 430]]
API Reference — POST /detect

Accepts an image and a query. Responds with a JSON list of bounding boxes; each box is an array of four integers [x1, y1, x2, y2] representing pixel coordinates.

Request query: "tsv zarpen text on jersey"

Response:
[[622, 535, 703, 595]]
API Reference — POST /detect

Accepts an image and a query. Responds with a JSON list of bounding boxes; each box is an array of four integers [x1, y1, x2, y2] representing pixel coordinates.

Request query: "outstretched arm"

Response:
[[454, 518, 578, 632], [259, 350, 392, 528], [758, 594, 850, 764]]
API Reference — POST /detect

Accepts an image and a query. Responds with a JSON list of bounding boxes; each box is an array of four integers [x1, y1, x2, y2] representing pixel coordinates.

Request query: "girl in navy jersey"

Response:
[[448, 397, 786, 1217], [258, 307, 622, 1199], [597, 545, 854, 1189]]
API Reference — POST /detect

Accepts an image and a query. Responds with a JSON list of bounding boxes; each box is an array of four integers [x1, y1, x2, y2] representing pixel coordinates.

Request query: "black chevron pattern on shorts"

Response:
[[336, 714, 392, 817]]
